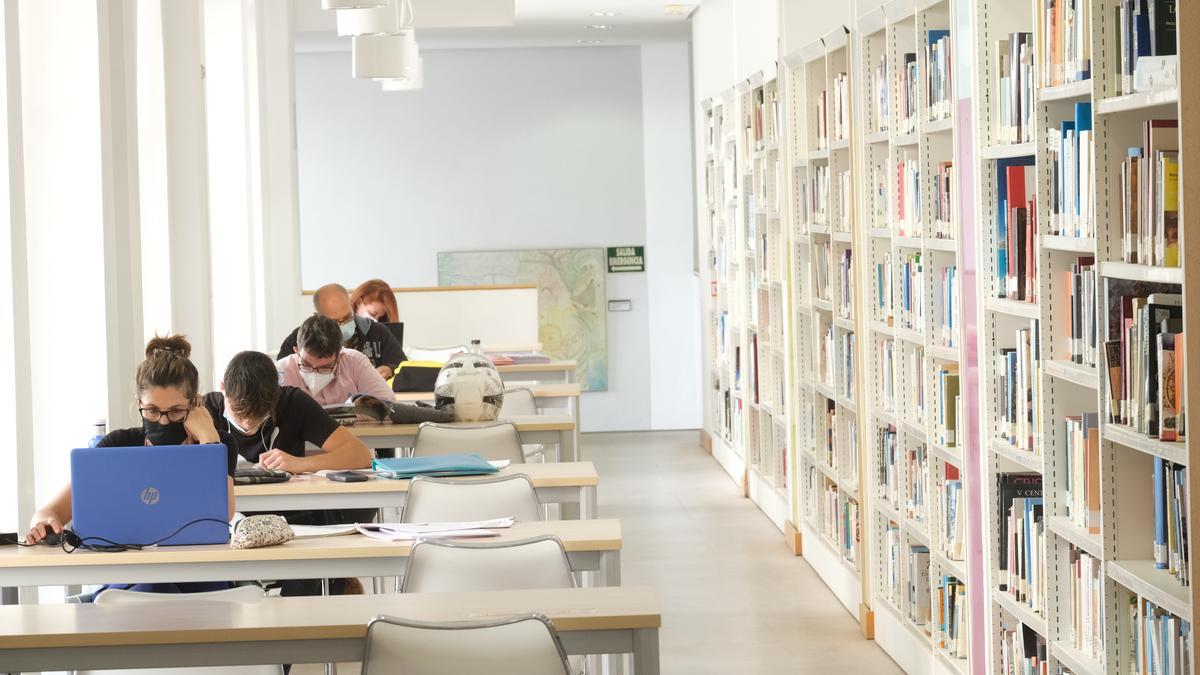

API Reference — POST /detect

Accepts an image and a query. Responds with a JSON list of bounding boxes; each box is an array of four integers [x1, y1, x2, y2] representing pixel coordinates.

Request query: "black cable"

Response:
[[15, 517, 232, 553]]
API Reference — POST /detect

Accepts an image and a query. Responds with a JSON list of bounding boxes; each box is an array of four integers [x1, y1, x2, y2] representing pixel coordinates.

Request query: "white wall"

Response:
[[294, 45, 700, 432]]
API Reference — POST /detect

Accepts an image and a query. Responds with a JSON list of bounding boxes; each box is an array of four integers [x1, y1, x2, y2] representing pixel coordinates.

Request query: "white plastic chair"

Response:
[[412, 421, 525, 464], [402, 473, 543, 523], [78, 586, 282, 675], [361, 613, 572, 675], [501, 388, 549, 462], [401, 535, 575, 593]]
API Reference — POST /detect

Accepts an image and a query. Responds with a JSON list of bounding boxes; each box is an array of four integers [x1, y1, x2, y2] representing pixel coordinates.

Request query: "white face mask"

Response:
[[302, 370, 335, 395], [224, 409, 264, 435]]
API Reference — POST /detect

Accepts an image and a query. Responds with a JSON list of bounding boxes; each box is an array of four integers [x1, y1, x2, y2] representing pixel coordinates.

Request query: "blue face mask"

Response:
[[340, 319, 356, 343]]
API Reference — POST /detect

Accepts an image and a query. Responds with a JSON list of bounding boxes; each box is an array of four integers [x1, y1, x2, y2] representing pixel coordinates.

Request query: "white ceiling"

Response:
[[293, 0, 694, 51]]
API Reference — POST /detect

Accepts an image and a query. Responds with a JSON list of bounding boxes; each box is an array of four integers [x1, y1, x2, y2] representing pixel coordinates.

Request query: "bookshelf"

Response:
[[863, 0, 969, 672]]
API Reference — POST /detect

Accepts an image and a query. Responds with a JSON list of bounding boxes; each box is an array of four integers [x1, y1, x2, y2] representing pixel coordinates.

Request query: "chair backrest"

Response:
[[402, 535, 575, 593], [402, 473, 543, 523], [412, 421, 525, 464], [82, 586, 281, 675], [500, 388, 539, 416], [362, 613, 572, 675]]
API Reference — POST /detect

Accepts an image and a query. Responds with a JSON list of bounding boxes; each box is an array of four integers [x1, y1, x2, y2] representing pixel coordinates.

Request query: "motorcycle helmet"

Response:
[[433, 352, 504, 422]]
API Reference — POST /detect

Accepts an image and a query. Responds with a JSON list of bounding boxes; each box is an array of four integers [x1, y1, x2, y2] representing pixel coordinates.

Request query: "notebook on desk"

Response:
[[372, 453, 500, 479]]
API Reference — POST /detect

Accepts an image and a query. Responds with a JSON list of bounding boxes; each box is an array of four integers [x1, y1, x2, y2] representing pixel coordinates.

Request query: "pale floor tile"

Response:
[[293, 430, 902, 675]]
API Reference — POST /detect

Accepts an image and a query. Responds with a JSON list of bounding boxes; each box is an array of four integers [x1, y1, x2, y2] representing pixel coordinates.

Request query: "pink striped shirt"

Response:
[[276, 348, 394, 405]]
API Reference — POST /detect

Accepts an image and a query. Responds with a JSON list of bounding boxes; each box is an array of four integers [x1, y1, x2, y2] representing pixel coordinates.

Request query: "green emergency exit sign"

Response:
[[607, 246, 645, 273]]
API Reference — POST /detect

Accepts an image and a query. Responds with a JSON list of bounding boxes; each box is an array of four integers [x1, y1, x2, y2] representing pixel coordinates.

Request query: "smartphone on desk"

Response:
[[327, 470, 370, 483]]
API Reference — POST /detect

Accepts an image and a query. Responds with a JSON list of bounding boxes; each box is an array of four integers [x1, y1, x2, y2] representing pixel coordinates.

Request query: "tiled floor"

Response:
[[298, 430, 902, 674]]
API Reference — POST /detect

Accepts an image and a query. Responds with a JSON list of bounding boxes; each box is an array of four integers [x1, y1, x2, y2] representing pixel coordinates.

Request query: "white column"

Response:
[[137, 0, 216, 391]]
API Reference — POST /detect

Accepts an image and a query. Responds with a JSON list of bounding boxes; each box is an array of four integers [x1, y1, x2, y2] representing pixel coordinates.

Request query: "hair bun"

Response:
[[145, 334, 192, 359]]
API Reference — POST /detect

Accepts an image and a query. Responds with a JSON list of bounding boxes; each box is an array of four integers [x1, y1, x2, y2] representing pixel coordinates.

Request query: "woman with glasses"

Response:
[[278, 314, 394, 405], [26, 334, 235, 543]]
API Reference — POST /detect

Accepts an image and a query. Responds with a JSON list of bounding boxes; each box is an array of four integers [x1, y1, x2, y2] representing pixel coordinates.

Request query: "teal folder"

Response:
[[372, 453, 500, 479]]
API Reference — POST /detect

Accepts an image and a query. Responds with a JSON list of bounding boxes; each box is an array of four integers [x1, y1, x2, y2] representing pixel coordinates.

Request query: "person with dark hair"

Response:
[[278, 283, 405, 380], [26, 335, 235, 542], [277, 315, 394, 405], [203, 350, 373, 474]]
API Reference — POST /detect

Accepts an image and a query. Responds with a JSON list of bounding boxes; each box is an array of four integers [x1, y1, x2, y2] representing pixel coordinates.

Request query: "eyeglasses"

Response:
[[139, 407, 191, 423], [298, 355, 339, 375]]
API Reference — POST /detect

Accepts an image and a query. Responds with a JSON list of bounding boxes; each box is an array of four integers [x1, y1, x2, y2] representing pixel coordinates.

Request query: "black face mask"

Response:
[[143, 418, 189, 446]]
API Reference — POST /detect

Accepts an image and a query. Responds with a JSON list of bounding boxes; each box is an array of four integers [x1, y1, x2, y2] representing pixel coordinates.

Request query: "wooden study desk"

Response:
[[496, 359, 576, 384], [236, 462, 599, 519], [349, 414, 577, 463], [0, 586, 660, 674], [0, 519, 622, 591]]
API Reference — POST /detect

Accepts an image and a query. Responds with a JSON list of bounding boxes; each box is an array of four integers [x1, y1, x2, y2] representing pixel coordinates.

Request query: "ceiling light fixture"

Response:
[[577, 39, 605, 45], [351, 0, 418, 80], [587, 24, 612, 29], [664, 4, 690, 15], [336, 0, 401, 36], [590, 11, 619, 17], [322, 0, 386, 9], [379, 56, 424, 91]]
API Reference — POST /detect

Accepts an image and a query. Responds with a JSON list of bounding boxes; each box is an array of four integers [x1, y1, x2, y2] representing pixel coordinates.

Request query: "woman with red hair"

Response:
[[351, 279, 400, 324]]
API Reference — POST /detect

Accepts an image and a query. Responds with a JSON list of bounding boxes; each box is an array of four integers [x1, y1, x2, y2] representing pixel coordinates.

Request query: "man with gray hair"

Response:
[[277, 283, 405, 380]]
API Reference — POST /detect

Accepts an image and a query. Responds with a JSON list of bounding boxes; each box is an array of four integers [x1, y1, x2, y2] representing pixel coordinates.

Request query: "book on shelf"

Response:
[[1152, 458, 1189, 585], [843, 413, 859, 486], [822, 479, 839, 544], [815, 241, 832, 301], [1064, 412, 1101, 534], [1069, 548, 1103, 660], [996, 157, 1037, 302], [999, 619, 1048, 675], [907, 346, 928, 423], [842, 496, 860, 565], [816, 88, 828, 150], [876, 252, 895, 323], [794, 165, 811, 232], [877, 425, 899, 506], [907, 444, 929, 524], [939, 265, 958, 349], [878, 338, 896, 413], [874, 52, 889, 133], [908, 544, 932, 627], [884, 522, 901, 605], [1064, 256, 1097, 366], [996, 32, 1035, 145], [1037, 0, 1091, 87], [871, 164, 888, 230], [925, 29, 952, 121], [1048, 102, 1094, 238], [823, 398, 836, 469], [899, 251, 924, 332], [836, 169, 852, 232], [934, 364, 960, 448], [1118, 0, 1179, 95], [899, 52, 918, 135], [822, 322, 835, 390], [831, 72, 850, 142], [839, 248, 854, 319], [811, 163, 830, 226], [750, 333, 760, 404], [943, 466, 965, 561], [1102, 282, 1185, 439], [1129, 596, 1192, 674], [998, 320, 1042, 453], [936, 574, 968, 659], [996, 473, 1043, 598], [840, 330, 856, 402], [933, 161, 954, 238], [896, 157, 920, 237], [1120, 119, 1179, 267]]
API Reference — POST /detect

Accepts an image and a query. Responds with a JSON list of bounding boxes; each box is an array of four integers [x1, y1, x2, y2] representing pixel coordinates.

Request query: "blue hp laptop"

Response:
[[70, 444, 230, 546]]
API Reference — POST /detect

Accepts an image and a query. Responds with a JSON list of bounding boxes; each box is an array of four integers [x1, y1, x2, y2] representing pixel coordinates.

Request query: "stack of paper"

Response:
[[355, 517, 515, 542]]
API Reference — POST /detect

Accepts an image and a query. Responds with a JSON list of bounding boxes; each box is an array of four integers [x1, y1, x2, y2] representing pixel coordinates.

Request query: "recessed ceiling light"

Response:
[[591, 11, 619, 17], [664, 4, 690, 15], [587, 23, 612, 29], [577, 39, 605, 45]]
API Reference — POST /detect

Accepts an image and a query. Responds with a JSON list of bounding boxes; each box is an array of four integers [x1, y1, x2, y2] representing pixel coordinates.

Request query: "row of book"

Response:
[[1152, 458, 1189, 586], [1047, 103, 1094, 238], [1069, 548, 1102, 661], [1129, 597, 1192, 675], [942, 473, 965, 561], [876, 337, 896, 414], [875, 253, 894, 325], [1037, 0, 1091, 88], [821, 398, 836, 470], [870, 164, 888, 230], [883, 522, 900, 606], [907, 444, 929, 524], [996, 32, 1035, 145], [839, 249, 854, 320], [810, 163, 830, 226], [999, 621, 1048, 675], [1064, 413, 1100, 534], [897, 52, 918, 135], [822, 478, 840, 547], [936, 575, 969, 659], [933, 364, 960, 449], [842, 496, 860, 565], [839, 331, 856, 403], [877, 425, 899, 507], [873, 54, 888, 134], [997, 321, 1042, 453], [932, 161, 954, 237], [896, 158, 920, 237], [836, 169, 852, 233], [831, 73, 850, 143], [1102, 283, 1185, 441], [1117, 0, 1178, 96], [904, 346, 928, 424], [908, 544, 932, 626], [1120, 119, 1179, 268], [938, 265, 958, 349], [821, 322, 835, 390], [997, 473, 1043, 609], [898, 251, 924, 332], [815, 241, 831, 301], [925, 30, 951, 121], [748, 83, 780, 149], [841, 413, 859, 487], [996, 157, 1037, 302], [1063, 257, 1097, 367]]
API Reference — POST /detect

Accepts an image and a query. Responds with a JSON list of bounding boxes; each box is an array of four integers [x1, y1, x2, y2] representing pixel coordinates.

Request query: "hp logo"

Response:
[[140, 487, 160, 505]]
